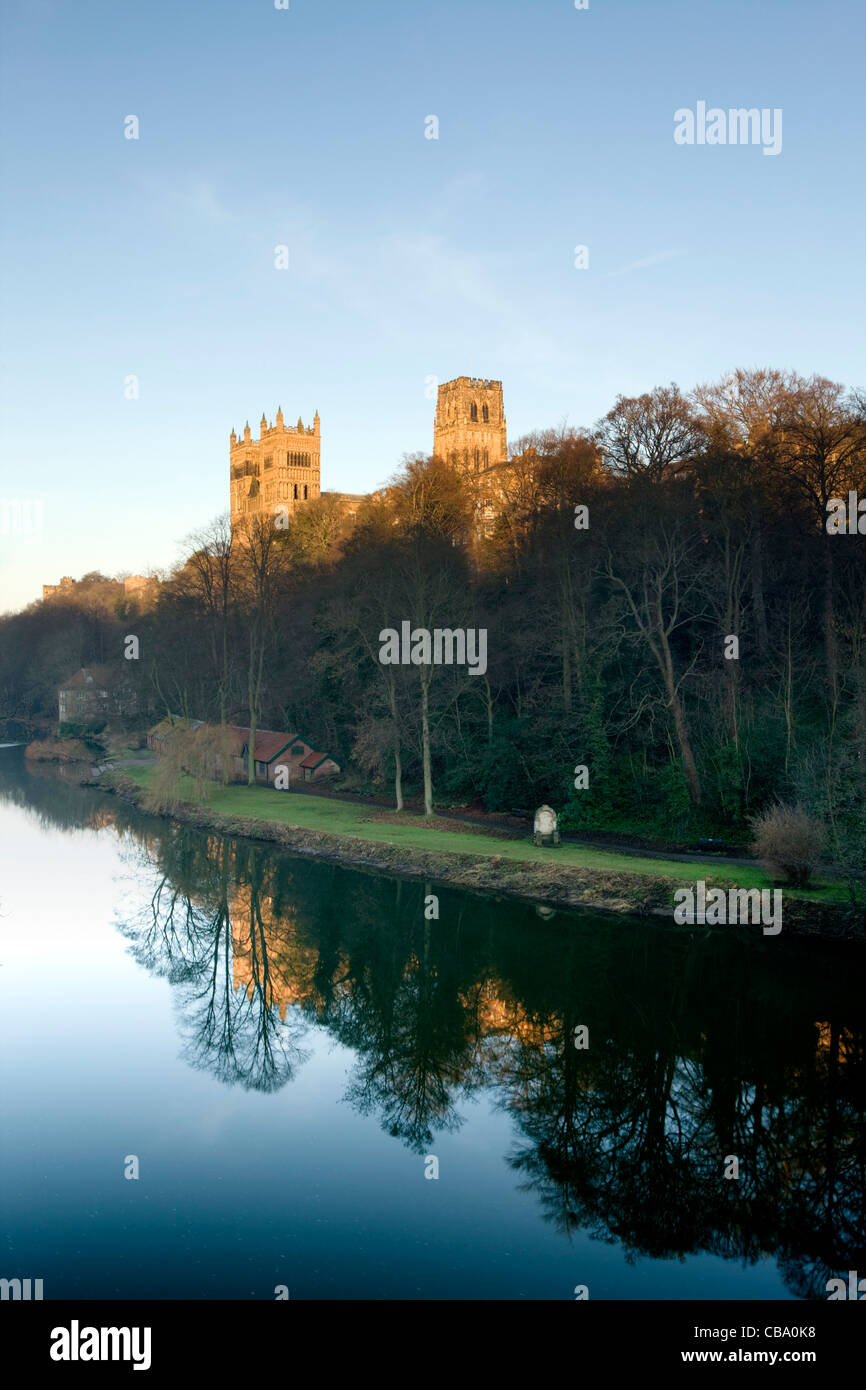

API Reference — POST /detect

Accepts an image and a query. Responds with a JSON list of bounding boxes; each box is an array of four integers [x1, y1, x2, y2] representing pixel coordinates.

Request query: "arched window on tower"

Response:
[[470, 402, 478, 422], [303, 484, 308, 499], [293, 483, 298, 499], [482, 404, 489, 422], [473, 448, 480, 471]]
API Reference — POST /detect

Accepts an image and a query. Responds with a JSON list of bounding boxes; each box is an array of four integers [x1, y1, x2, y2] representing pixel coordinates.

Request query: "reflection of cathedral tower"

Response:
[[433, 377, 507, 476], [230, 885, 325, 1022]]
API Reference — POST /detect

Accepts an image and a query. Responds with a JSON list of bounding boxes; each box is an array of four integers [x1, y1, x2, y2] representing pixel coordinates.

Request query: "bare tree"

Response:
[[179, 513, 235, 726], [596, 384, 703, 483], [775, 376, 866, 707], [603, 500, 705, 805], [233, 513, 288, 784]]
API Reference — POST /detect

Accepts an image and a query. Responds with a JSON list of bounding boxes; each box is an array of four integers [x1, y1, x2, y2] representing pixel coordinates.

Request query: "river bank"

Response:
[[97, 766, 865, 942]]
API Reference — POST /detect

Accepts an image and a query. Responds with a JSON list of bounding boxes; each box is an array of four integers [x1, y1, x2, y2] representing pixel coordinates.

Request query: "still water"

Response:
[[1, 746, 863, 1300]]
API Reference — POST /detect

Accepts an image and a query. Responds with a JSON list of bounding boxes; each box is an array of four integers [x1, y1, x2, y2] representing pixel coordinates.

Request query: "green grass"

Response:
[[121, 766, 856, 903]]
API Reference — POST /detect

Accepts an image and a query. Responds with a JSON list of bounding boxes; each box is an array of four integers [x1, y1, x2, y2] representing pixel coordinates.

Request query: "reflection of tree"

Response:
[[492, 924, 866, 1297], [6, 751, 866, 1297], [313, 879, 485, 1151], [339, 933, 463, 1150], [0, 749, 144, 837], [118, 832, 310, 1093]]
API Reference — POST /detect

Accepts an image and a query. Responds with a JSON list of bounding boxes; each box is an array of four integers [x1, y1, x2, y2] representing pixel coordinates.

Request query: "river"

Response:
[[1, 745, 863, 1300]]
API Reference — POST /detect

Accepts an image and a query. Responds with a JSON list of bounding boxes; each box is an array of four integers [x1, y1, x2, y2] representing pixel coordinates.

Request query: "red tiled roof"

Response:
[[299, 751, 335, 769], [61, 665, 118, 689], [252, 731, 295, 762], [224, 726, 298, 762]]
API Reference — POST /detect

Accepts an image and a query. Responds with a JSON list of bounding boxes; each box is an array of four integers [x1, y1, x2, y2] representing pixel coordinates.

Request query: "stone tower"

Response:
[[433, 377, 507, 475], [229, 407, 321, 528]]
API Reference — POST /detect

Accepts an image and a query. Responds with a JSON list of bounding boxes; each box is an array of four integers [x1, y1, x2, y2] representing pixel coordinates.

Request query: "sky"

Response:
[[1, 0, 864, 611]]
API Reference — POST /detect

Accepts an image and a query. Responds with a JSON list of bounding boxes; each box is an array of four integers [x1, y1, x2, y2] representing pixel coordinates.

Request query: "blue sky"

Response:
[[1, 0, 864, 610]]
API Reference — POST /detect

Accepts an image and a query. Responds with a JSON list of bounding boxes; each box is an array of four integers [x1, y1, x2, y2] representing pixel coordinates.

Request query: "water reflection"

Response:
[[3, 751, 865, 1299]]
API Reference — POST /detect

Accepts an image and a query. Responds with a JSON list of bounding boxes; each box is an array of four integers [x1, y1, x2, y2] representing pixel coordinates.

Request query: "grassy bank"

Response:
[[104, 766, 863, 938]]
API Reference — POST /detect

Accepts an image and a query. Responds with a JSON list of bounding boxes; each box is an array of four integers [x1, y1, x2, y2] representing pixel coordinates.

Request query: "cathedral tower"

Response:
[[229, 407, 321, 528], [433, 377, 507, 475]]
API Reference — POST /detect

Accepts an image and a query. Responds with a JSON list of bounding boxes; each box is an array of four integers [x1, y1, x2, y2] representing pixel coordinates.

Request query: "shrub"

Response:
[[143, 725, 236, 813], [750, 804, 827, 886], [25, 737, 92, 762], [58, 722, 107, 748]]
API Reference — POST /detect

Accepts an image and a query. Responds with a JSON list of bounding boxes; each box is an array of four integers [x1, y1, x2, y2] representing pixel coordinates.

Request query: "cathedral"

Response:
[[432, 377, 507, 475], [229, 377, 508, 530], [229, 407, 321, 527]]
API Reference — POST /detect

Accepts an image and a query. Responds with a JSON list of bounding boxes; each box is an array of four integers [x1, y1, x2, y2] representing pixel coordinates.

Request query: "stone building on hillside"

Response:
[[228, 379, 510, 537], [229, 407, 321, 527], [43, 574, 158, 604], [58, 666, 138, 726], [42, 576, 77, 600], [122, 575, 159, 604], [433, 377, 509, 535], [433, 377, 507, 476]]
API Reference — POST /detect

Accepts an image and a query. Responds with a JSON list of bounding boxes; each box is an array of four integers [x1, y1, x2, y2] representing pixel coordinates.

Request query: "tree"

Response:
[[144, 724, 235, 812], [179, 513, 236, 726], [595, 384, 702, 483], [233, 513, 288, 783], [282, 492, 352, 566], [692, 368, 794, 660], [775, 376, 866, 706], [603, 488, 705, 805]]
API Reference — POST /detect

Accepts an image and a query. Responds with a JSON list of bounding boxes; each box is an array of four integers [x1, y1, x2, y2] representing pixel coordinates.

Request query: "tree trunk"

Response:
[[386, 672, 404, 811], [420, 670, 433, 817], [394, 744, 404, 812], [783, 606, 794, 777], [560, 571, 574, 711], [220, 625, 228, 728], [723, 532, 739, 751], [823, 537, 838, 710], [561, 626, 572, 712], [247, 626, 259, 785], [750, 524, 768, 657], [660, 640, 702, 804]]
